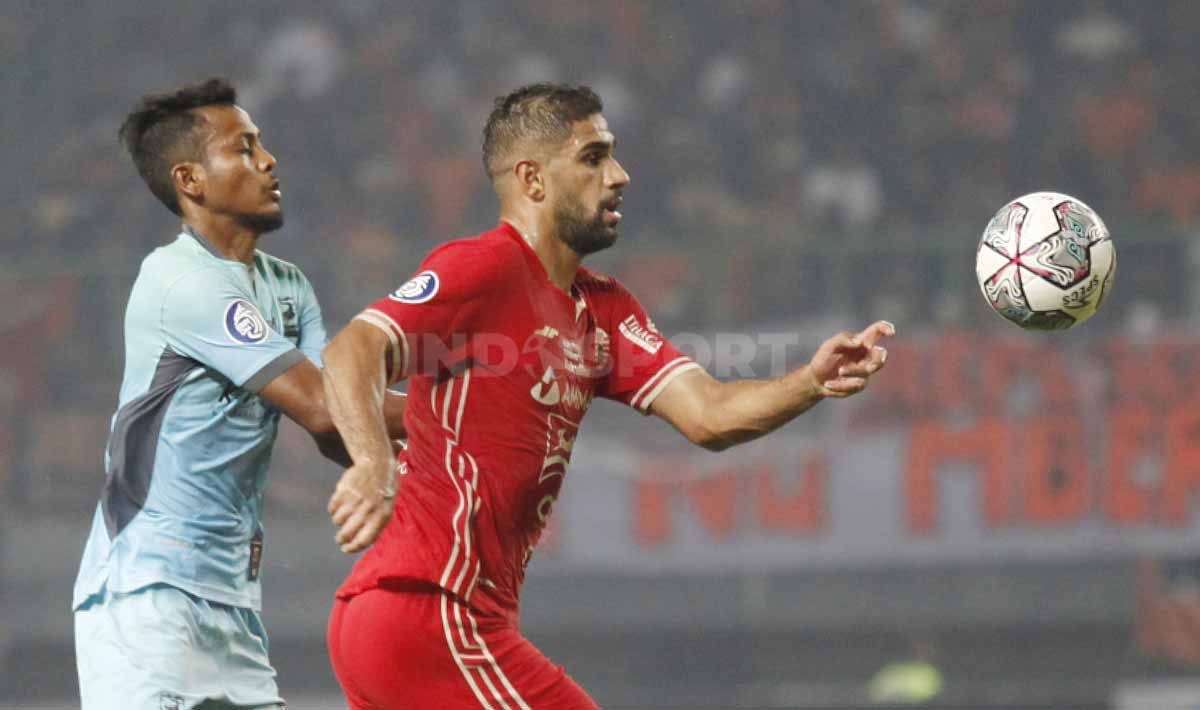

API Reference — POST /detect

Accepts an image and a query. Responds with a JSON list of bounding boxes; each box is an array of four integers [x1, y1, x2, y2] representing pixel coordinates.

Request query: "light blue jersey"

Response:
[[73, 226, 326, 612]]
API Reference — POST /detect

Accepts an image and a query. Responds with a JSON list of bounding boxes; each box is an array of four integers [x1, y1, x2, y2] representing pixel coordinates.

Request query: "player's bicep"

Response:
[[648, 368, 725, 445], [257, 357, 332, 434], [341, 312, 408, 385]]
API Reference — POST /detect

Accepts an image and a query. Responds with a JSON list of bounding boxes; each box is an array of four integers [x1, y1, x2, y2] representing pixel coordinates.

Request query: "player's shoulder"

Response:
[[426, 227, 523, 268], [139, 233, 200, 272], [137, 237, 233, 294], [576, 268, 656, 333], [418, 227, 526, 289], [124, 241, 237, 334]]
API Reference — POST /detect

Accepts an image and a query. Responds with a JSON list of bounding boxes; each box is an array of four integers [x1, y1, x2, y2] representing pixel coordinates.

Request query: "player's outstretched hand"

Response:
[[806, 320, 895, 398], [328, 459, 397, 553]]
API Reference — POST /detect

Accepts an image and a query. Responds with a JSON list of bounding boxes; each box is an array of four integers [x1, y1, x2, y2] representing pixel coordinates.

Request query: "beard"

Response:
[[237, 208, 285, 235], [555, 198, 617, 256]]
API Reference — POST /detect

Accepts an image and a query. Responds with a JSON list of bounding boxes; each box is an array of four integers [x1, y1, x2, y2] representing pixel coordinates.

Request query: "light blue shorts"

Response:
[[74, 583, 284, 710]]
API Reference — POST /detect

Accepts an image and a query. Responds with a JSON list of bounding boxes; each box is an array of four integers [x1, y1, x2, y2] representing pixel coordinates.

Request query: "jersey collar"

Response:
[[497, 221, 588, 321], [181, 224, 252, 265]]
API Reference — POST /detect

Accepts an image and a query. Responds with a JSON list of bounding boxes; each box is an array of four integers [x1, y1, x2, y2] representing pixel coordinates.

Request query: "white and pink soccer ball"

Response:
[[975, 191, 1116, 330]]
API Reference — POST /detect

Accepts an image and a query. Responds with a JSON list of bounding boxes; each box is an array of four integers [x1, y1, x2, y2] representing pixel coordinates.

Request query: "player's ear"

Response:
[[513, 159, 544, 202], [173, 162, 205, 203]]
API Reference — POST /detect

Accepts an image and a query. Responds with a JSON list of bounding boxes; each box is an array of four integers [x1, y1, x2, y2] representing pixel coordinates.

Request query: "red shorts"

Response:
[[327, 582, 600, 709]]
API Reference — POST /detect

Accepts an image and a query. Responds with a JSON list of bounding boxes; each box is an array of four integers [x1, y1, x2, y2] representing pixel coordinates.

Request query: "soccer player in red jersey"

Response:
[[321, 83, 893, 709]]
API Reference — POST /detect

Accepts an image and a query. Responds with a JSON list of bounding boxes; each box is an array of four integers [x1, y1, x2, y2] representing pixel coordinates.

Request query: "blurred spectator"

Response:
[[1136, 165, 1200, 228], [1075, 64, 1156, 163], [1055, 4, 1138, 61], [802, 141, 883, 234], [250, 17, 345, 105], [0, 275, 78, 407]]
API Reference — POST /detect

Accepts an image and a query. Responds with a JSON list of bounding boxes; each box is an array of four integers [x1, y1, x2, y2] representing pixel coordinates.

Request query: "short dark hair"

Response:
[[482, 83, 603, 179], [118, 78, 237, 216]]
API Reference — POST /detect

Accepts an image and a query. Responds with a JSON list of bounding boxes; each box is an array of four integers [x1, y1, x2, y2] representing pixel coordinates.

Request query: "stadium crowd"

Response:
[[2, 0, 1195, 514]]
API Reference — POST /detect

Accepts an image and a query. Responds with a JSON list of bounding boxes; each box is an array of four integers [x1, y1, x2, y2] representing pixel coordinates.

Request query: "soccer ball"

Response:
[[975, 191, 1116, 330]]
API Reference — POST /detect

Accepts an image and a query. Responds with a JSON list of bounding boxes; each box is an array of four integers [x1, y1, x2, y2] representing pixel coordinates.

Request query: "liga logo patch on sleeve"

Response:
[[388, 270, 440, 304], [224, 299, 269, 344], [618, 314, 663, 354]]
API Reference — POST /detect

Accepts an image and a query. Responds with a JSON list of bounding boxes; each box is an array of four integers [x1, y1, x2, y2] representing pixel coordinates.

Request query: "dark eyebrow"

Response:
[[578, 139, 614, 155]]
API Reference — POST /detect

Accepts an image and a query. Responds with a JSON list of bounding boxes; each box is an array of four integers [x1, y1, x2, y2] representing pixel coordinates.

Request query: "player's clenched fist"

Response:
[[805, 320, 895, 398], [328, 459, 397, 553]]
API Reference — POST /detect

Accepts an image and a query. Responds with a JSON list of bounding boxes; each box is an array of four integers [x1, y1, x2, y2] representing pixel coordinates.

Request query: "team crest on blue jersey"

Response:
[[389, 271, 439, 304], [224, 299, 268, 344]]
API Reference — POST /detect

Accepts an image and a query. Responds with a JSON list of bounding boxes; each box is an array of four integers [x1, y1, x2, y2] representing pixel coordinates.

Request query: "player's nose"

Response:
[[606, 158, 630, 189], [260, 145, 278, 173]]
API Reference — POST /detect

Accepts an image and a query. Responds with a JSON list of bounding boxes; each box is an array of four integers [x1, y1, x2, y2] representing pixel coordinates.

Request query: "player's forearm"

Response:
[[703, 365, 826, 449], [322, 330, 394, 468]]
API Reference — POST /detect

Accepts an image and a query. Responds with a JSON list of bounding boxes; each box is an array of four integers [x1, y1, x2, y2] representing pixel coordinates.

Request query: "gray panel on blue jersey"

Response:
[[101, 348, 197, 538]]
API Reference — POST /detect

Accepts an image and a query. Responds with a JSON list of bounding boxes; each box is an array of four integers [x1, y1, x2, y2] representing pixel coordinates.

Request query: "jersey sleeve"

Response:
[[598, 283, 703, 413], [160, 268, 304, 392], [353, 241, 506, 383], [295, 272, 327, 366]]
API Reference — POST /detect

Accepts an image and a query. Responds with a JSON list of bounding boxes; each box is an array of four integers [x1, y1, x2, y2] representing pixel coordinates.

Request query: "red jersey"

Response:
[[338, 223, 699, 623]]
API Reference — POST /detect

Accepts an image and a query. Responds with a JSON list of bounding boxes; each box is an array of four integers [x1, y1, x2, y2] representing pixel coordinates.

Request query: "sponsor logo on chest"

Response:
[[528, 365, 593, 411], [530, 366, 561, 406]]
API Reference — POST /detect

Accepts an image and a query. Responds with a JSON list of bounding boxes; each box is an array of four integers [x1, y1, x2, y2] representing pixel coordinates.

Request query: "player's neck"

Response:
[[501, 216, 580, 292], [183, 213, 259, 265]]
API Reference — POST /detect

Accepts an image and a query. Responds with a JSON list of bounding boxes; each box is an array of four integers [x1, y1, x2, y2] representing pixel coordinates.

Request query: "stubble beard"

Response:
[[237, 209, 285, 235], [555, 199, 616, 257]]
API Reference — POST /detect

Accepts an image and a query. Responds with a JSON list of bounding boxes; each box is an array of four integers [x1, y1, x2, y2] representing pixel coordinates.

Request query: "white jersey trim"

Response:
[[440, 593, 498, 709], [434, 372, 483, 599], [440, 592, 535, 710], [433, 368, 532, 710], [354, 309, 409, 382], [631, 357, 702, 412]]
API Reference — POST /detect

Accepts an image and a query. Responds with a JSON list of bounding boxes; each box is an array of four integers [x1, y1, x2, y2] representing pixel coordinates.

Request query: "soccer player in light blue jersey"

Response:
[[72, 78, 407, 710]]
